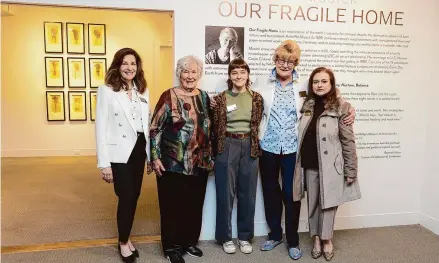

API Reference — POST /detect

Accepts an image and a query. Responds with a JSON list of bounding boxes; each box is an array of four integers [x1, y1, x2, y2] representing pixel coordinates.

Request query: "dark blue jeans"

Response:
[[260, 150, 301, 247]]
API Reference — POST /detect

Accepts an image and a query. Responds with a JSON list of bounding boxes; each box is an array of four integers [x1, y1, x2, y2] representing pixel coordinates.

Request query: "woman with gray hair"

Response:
[[150, 55, 214, 263], [205, 27, 243, 64]]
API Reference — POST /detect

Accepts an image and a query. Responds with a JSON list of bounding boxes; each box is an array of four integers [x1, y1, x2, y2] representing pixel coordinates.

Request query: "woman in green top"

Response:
[[211, 58, 264, 254]]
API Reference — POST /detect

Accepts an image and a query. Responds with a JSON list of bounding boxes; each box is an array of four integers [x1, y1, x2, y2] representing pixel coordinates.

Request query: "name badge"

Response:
[[140, 97, 147, 103], [226, 104, 237, 112], [299, 91, 307, 98], [304, 112, 311, 116]]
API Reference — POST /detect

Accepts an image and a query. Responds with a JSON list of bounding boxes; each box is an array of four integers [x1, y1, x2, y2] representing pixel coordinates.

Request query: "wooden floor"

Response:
[[1, 235, 161, 254]]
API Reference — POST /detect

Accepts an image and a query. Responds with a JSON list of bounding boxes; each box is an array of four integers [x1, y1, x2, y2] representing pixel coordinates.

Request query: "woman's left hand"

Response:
[[343, 107, 356, 125], [346, 177, 356, 185]]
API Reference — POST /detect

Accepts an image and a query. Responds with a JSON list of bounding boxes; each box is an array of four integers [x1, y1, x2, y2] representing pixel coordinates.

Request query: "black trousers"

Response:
[[260, 150, 301, 247], [111, 133, 146, 243], [156, 168, 208, 253]]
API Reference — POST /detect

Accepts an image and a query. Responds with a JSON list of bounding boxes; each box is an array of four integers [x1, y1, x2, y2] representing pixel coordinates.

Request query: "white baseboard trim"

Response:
[[1, 149, 96, 157], [419, 213, 439, 235], [199, 212, 421, 240]]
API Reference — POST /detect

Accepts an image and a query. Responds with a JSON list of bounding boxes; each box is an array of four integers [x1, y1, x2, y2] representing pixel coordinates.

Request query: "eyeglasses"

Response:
[[276, 59, 298, 67]]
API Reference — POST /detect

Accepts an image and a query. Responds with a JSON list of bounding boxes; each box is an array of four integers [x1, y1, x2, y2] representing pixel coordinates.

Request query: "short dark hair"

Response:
[[227, 58, 251, 90], [105, 48, 147, 94]]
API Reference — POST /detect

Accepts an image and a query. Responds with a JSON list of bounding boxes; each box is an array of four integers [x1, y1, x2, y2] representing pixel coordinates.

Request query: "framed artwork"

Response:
[[44, 22, 63, 53], [66, 22, 85, 54], [88, 24, 106, 54], [68, 91, 87, 121], [89, 58, 107, 88], [46, 91, 65, 121], [45, 57, 64, 87], [67, 57, 86, 88], [90, 91, 97, 121]]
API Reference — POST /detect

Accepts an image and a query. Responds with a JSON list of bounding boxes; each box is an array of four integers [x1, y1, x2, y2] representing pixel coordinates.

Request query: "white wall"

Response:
[[1, 4, 172, 157], [3, 0, 438, 239], [420, 1, 439, 235]]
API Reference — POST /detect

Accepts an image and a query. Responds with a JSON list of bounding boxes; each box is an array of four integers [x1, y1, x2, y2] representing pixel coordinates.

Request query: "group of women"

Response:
[[95, 39, 361, 263]]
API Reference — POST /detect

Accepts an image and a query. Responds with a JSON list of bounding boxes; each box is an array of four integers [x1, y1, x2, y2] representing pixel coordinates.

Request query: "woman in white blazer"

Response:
[[95, 48, 150, 263]]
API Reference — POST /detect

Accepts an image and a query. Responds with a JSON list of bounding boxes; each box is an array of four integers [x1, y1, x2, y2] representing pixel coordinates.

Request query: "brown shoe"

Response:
[[323, 251, 334, 261], [311, 248, 322, 259]]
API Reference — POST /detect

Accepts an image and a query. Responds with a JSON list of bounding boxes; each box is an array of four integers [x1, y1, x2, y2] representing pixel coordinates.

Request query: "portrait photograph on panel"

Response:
[[205, 25, 244, 65]]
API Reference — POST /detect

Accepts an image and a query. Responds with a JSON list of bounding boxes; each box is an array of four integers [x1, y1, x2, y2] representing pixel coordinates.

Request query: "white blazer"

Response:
[[95, 84, 150, 168], [252, 76, 308, 140]]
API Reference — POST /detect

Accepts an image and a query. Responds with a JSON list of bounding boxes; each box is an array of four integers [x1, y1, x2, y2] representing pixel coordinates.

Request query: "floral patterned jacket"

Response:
[[212, 89, 264, 158]]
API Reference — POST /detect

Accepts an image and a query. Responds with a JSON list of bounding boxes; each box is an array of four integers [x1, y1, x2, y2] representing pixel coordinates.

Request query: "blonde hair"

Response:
[[272, 40, 301, 66]]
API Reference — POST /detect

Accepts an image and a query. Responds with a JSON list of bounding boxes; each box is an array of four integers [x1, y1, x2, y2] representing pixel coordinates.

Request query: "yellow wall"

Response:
[[1, 4, 173, 156]]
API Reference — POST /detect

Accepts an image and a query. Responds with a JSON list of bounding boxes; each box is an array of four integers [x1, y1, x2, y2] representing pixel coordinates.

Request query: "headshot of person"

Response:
[[149, 55, 213, 263], [251, 40, 356, 260], [211, 58, 264, 254], [205, 27, 243, 65], [95, 47, 150, 263], [292, 67, 361, 261]]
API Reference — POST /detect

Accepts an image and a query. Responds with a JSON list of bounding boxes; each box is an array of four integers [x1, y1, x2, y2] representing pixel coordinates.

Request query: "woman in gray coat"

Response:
[[292, 67, 361, 261]]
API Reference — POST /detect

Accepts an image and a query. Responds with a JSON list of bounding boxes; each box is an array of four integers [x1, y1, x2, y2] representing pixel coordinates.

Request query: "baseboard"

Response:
[[1, 149, 96, 157], [419, 213, 439, 235], [199, 212, 420, 240]]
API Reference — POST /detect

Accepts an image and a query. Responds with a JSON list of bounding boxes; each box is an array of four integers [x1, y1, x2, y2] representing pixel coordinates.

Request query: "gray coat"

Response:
[[292, 98, 361, 209]]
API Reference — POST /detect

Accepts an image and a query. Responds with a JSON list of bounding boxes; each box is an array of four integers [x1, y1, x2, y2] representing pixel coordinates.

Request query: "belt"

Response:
[[225, 132, 250, 139]]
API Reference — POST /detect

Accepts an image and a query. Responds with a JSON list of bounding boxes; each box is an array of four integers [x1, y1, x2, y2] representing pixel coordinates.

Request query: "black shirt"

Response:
[[300, 96, 326, 169]]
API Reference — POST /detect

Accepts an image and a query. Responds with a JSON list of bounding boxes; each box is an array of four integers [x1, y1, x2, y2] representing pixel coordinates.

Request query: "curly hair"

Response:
[[105, 48, 147, 94], [272, 39, 301, 66]]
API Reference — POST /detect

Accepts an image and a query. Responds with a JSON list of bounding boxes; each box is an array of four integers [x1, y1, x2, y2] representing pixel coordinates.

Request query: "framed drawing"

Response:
[[66, 22, 85, 54], [46, 91, 65, 121], [45, 57, 64, 87], [90, 91, 97, 121], [88, 24, 106, 54], [67, 57, 86, 88], [89, 58, 106, 88], [68, 91, 87, 121], [44, 22, 63, 53]]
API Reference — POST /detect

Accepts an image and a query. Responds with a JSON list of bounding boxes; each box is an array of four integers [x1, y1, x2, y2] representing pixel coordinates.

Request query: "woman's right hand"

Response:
[[152, 159, 166, 176], [210, 97, 217, 109], [100, 167, 113, 183]]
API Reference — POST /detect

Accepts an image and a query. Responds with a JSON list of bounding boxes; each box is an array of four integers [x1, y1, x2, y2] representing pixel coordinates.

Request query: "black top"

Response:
[[300, 96, 326, 169]]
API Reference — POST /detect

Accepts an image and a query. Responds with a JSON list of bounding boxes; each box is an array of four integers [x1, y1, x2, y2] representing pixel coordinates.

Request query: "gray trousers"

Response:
[[305, 169, 337, 240], [215, 137, 258, 242]]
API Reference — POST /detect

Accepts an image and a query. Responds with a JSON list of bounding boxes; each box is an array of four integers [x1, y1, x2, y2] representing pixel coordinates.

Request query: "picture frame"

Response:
[[90, 91, 97, 121], [89, 58, 107, 88], [46, 91, 65, 121], [66, 22, 85, 54], [45, 57, 64, 87], [68, 91, 87, 121], [67, 57, 86, 88], [88, 24, 106, 54], [44, 22, 63, 53]]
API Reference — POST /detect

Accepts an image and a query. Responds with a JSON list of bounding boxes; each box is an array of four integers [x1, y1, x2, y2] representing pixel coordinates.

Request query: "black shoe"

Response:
[[172, 245, 186, 255], [186, 245, 203, 257], [130, 248, 139, 258], [165, 250, 185, 263], [118, 244, 135, 263]]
